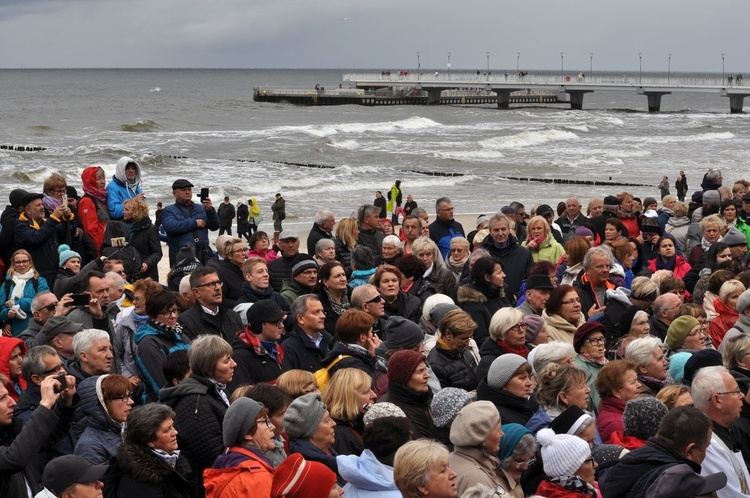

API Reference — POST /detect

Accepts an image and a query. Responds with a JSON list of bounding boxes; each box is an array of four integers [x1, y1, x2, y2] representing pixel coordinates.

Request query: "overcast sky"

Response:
[[1, 0, 746, 73]]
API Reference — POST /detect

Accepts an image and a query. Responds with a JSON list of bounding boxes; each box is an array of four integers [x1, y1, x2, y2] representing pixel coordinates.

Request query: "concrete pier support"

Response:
[[729, 95, 745, 114], [638, 90, 672, 112], [426, 89, 442, 105], [496, 90, 511, 109], [566, 90, 593, 110]]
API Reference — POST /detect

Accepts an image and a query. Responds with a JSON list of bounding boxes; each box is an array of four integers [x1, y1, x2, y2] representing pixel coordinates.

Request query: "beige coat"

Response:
[[449, 446, 503, 496], [542, 310, 585, 344], [496, 468, 524, 498]]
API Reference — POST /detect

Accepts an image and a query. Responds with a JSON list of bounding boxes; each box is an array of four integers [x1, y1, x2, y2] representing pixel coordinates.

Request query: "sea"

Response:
[[1, 68, 749, 230]]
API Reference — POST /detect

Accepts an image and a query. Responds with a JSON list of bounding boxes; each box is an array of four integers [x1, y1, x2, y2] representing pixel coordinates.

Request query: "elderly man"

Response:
[[39, 316, 83, 361], [556, 197, 588, 243], [357, 204, 384, 256], [281, 260, 319, 307], [351, 284, 387, 340], [508, 201, 527, 241], [692, 366, 750, 497], [104, 271, 133, 325], [307, 210, 335, 255], [649, 293, 682, 341], [19, 292, 73, 348], [429, 197, 465, 260], [161, 178, 220, 266], [481, 213, 532, 297], [573, 246, 617, 319], [401, 215, 421, 255], [268, 231, 314, 293], [280, 294, 332, 372], [64, 328, 113, 383], [517, 274, 554, 316], [724, 227, 749, 263], [178, 266, 243, 343]]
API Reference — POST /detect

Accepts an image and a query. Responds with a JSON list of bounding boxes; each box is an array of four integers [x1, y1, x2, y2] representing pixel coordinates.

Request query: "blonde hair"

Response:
[[439, 309, 477, 339], [700, 214, 725, 232], [536, 363, 587, 410], [123, 197, 149, 221], [394, 440, 451, 498], [9, 249, 39, 278], [322, 368, 372, 421], [655, 385, 691, 410], [336, 218, 359, 249], [276, 369, 317, 399], [719, 279, 746, 302], [526, 215, 551, 238]]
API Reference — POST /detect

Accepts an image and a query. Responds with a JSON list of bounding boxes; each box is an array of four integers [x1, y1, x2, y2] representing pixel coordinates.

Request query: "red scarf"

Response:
[[236, 328, 285, 366], [497, 340, 528, 358]]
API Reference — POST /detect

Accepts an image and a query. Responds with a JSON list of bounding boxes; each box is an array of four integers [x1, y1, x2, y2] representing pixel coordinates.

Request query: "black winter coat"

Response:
[[127, 217, 162, 281], [377, 382, 440, 440], [457, 283, 512, 349], [53, 257, 105, 298], [383, 291, 422, 324], [228, 332, 284, 391], [476, 378, 533, 426], [480, 236, 532, 297], [268, 253, 313, 295], [288, 438, 344, 486], [475, 337, 513, 383], [280, 325, 333, 372], [159, 374, 227, 495], [108, 441, 194, 498], [15, 213, 77, 288], [333, 237, 353, 275], [0, 205, 20, 267], [331, 415, 365, 456], [307, 222, 332, 256], [321, 341, 376, 378], [356, 227, 384, 258], [178, 303, 243, 344], [426, 342, 478, 391], [216, 259, 246, 307]]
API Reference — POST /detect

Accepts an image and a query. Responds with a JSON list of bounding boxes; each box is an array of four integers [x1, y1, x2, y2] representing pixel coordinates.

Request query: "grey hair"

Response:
[[450, 237, 470, 251], [691, 365, 730, 411], [315, 238, 335, 253], [188, 335, 232, 378], [500, 432, 535, 470], [291, 294, 321, 322], [705, 168, 722, 182], [411, 207, 428, 219], [315, 210, 334, 225], [105, 271, 125, 291], [351, 284, 379, 309], [179, 274, 192, 296], [383, 235, 403, 250], [31, 291, 55, 313], [358, 205, 380, 223], [488, 307, 525, 342], [631, 277, 659, 300], [624, 336, 663, 368], [508, 201, 525, 211], [21, 345, 57, 383], [435, 197, 452, 211], [583, 246, 614, 269], [532, 341, 575, 375], [73, 329, 110, 359], [124, 404, 176, 446], [574, 415, 596, 436], [469, 248, 491, 268], [489, 213, 512, 228], [723, 334, 750, 369]]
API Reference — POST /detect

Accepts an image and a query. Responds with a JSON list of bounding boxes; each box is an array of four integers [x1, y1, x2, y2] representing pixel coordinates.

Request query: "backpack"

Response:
[[314, 354, 350, 391]]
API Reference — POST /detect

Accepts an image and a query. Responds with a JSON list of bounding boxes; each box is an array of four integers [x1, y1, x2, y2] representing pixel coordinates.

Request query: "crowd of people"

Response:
[[2, 164, 750, 497]]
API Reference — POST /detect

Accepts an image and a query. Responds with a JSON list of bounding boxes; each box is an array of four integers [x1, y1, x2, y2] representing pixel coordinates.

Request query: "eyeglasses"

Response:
[[366, 294, 384, 304], [713, 389, 743, 400], [509, 322, 527, 331], [195, 280, 223, 289], [109, 394, 133, 403], [585, 337, 606, 346], [232, 248, 250, 254], [561, 298, 582, 305], [41, 363, 65, 375], [159, 308, 180, 317], [512, 458, 536, 468], [40, 303, 58, 312], [583, 457, 596, 466], [258, 418, 273, 428], [686, 329, 706, 337], [264, 320, 284, 327], [13, 259, 30, 265]]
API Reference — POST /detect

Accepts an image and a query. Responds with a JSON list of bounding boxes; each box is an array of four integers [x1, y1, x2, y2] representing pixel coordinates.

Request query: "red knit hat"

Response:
[[271, 453, 337, 498], [387, 349, 426, 386]]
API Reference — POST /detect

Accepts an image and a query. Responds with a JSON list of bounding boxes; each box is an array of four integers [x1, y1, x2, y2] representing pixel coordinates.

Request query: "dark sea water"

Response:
[[1, 68, 749, 230]]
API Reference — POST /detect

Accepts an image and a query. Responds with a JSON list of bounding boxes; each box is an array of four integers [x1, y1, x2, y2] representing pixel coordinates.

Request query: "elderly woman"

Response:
[[524, 314, 549, 350], [203, 398, 275, 496], [334, 218, 359, 273], [688, 214, 725, 265], [284, 392, 343, 484], [446, 237, 470, 283], [624, 336, 668, 396], [317, 261, 351, 332], [448, 401, 504, 495], [526, 364, 590, 434], [536, 428, 599, 497], [476, 308, 527, 381], [322, 368, 377, 456], [122, 197, 161, 281], [522, 216, 565, 265], [665, 201, 691, 250], [613, 308, 652, 358], [496, 424, 535, 498], [247, 231, 277, 263], [314, 238, 338, 267], [216, 237, 247, 305], [0, 336, 26, 401], [276, 369, 318, 400], [647, 235, 691, 281], [594, 360, 642, 444], [243, 383, 290, 467], [543, 284, 586, 344], [587, 198, 604, 218], [457, 257, 513, 348], [394, 440, 458, 498], [134, 290, 191, 402], [412, 238, 457, 299], [572, 322, 608, 415], [665, 315, 706, 356], [159, 335, 236, 493], [427, 309, 479, 391], [476, 354, 534, 426], [381, 235, 403, 266], [74, 374, 133, 464], [529, 341, 575, 377], [373, 265, 421, 324], [655, 384, 693, 409], [0, 250, 50, 336], [111, 404, 193, 496], [708, 279, 745, 348]]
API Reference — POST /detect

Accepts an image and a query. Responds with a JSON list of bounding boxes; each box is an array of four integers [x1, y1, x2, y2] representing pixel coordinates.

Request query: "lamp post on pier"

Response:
[[486, 51, 490, 81], [447, 52, 451, 71], [668, 53, 671, 84], [722, 53, 725, 81], [590, 52, 593, 79], [516, 52, 520, 74], [639, 52, 642, 84], [560, 52, 564, 82]]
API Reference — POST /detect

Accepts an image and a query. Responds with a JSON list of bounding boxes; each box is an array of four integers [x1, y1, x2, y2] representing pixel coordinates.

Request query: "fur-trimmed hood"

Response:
[[116, 441, 180, 484], [457, 284, 487, 305]]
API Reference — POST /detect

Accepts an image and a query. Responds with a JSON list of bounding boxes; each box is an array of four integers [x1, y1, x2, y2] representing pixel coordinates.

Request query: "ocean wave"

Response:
[[644, 132, 735, 144], [121, 120, 160, 132], [434, 149, 505, 161], [275, 116, 441, 138], [564, 125, 591, 132], [479, 128, 579, 150], [328, 139, 360, 150], [150, 87, 161, 93]]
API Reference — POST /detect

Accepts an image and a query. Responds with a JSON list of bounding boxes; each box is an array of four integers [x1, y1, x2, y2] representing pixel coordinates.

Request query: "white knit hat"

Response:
[[537, 427, 591, 478]]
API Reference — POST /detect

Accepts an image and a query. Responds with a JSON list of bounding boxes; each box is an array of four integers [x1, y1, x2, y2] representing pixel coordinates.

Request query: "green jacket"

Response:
[[573, 354, 605, 415]]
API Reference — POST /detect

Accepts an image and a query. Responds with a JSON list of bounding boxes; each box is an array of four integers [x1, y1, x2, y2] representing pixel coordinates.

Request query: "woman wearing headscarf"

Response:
[[0, 336, 26, 401], [78, 166, 109, 252]]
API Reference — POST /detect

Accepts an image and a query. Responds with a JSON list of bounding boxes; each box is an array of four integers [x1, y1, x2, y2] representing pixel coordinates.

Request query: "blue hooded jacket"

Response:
[[106, 156, 143, 220], [337, 449, 401, 498]]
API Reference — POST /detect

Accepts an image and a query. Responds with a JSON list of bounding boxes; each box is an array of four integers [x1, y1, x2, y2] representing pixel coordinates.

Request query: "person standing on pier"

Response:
[[374, 192, 387, 219], [659, 176, 671, 200], [387, 181, 402, 225], [271, 193, 286, 244], [218, 196, 235, 236], [675, 171, 688, 202]]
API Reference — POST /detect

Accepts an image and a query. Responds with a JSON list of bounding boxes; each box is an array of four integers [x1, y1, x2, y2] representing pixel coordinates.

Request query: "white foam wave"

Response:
[[434, 149, 505, 161], [274, 116, 442, 138], [150, 87, 161, 92], [644, 132, 735, 144], [479, 129, 579, 150], [328, 139, 360, 150], [564, 125, 591, 132]]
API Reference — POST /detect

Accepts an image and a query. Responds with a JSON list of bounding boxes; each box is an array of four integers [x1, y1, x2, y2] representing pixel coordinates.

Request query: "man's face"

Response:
[[660, 294, 682, 323], [375, 192, 382, 199], [294, 268, 318, 290], [566, 200, 581, 218], [53, 332, 77, 358], [0, 385, 17, 426], [363, 211, 379, 230], [82, 338, 113, 374], [526, 288, 551, 312], [515, 208, 526, 225], [125, 164, 137, 181], [402, 219, 420, 241], [321, 215, 335, 233], [88, 276, 111, 308], [33, 354, 65, 385], [192, 273, 223, 307], [245, 263, 270, 290], [717, 373, 744, 424], [298, 299, 326, 333], [33, 293, 58, 324], [420, 219, 430, 238], [730, 244, 747, 260], [362, 291, 385, 318], [743, 201, 750, 215], [173, 186, 192, 203], [278, 238, 299, 258], [490, 220, 510, 246], [24, 199, 45, 222], [437, 202, 454, 222], [585, 254, 611, 286]]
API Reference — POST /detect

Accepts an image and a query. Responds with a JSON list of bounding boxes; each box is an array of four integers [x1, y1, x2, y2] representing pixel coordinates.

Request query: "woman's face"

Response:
[[406, 361, 430, 393], [328, 484, 345, 498], [674, 391, 694, 407], [123, 203, 134, 221], [382, 223, 394, 236], [506, 451, 535, 482], [716, 247, 733, 265], [250, 415, 277, 452], [614, 369, 642, 403], [588, 202, 604, 218], [12, 253, 33, 274], [269, 407, 287, 437], [312, 409, 336, 449], [629, 315, 650, 338], [724, 204, 737, 221], [486, 263, 505, 289], [579, 331, 606, 360], [95, 168, 106, 190], [558, 291, 582, 325], [229, 243, 248, 267], [704, 224, 721, 243], [356, 384, 377, 414], [424, 458, 458, 498], [155, 304, 179, 329], [560, 380, 590, 410], [641, 347, 668, 381], [504, 370, 534, 399], [682, 323, 708, 350], [621, 249, 635, 270], [253, 235, 270, 252], [382, 244, 400, 261], [529, 221, 545, 240], [212, 354, 236, 384], [105, 391, 133, 424], [133, 290, 147, 315], [501, 320, 526, 349], [483, 422, 504, 454], [620, 196, 634, 213], [604, 223, 620, 241], [450, 244, 468, 261], [150, 417, 179, 453], [416, 249, 434, 269], [318, 244, 336, 262], [659, 238, 676, 259], [378, 272, 401, 301], [576, 455, 597, 486], [533, 325, 550, 346], [727, 291, 742, 311], [8, 347, 22, 379], [324, 265, 348, 293], [578, 423, 596, 448]]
